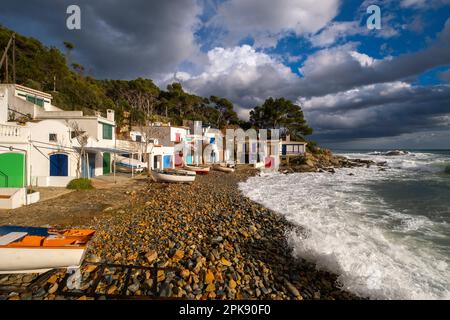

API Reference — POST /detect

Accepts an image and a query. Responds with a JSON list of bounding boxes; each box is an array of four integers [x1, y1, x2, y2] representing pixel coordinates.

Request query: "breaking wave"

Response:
[[239, 151, 450, 300]]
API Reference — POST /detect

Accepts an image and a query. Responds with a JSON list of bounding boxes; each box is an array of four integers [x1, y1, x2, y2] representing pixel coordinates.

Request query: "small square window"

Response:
[[49, 134, 57, 142]]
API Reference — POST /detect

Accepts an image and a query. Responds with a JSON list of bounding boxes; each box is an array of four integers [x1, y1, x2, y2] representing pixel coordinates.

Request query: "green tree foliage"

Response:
[[209, 96, 239, 128], [0, 26, 315, 137], [250, 97, 313, 140]]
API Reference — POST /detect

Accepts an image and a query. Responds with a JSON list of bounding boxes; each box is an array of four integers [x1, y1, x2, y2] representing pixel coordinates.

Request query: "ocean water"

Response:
[[238, 150, 450, 300]]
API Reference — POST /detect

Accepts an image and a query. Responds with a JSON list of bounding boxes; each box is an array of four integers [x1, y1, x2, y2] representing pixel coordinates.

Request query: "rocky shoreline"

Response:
[[0, 166, 362, 300], [280, 149, 388, 173]]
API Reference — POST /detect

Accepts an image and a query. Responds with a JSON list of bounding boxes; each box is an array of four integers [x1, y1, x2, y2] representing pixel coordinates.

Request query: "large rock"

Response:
[[305, 159, 315, 168]]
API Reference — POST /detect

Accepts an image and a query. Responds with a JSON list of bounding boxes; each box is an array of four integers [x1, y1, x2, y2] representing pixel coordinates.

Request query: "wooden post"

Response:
[[5, 54, 8, 83], [12, 34, 16, 84]]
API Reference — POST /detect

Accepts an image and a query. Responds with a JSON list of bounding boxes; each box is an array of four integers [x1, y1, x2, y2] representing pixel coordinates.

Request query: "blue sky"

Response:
[[1, 0, 450, 148]]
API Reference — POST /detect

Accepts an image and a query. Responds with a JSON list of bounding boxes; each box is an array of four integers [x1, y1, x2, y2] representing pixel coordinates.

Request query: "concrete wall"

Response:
[[0, 187, 40, 209], [149, 146, 174, 169], [170, 127, 189, 142], [0, 188, 26, 209]]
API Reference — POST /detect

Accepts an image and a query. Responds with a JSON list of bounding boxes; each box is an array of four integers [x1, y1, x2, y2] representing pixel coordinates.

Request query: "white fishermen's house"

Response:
[[280, 135, 307, 157], [117, 127, 175, 172], [0, 84, 122, 209], [132, 122, 187, 168]]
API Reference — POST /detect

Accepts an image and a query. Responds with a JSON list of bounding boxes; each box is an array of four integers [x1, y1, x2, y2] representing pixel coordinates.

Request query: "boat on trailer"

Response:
[[183, 165, 210, 175], [0, 226, 95, 274], [151, 169, 196, 183]]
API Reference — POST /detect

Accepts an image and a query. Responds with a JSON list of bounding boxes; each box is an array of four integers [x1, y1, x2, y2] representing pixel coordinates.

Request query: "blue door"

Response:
[[282, 144, 287, 156], [81, 154, 96, 178], [163, 155, 172, 168], [50, 154, 68, 176], [186, 155, 193, 165], [89, 154, 96, 177]]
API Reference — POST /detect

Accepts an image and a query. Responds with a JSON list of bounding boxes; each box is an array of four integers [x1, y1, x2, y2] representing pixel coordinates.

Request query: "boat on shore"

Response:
[[213, 164, 235, 173], [151, 169, 196, 183], [253, 162, 265, 169], [0, 226, 95, 274], [183, 165, 210, 175], [114, 156, 146, 173]]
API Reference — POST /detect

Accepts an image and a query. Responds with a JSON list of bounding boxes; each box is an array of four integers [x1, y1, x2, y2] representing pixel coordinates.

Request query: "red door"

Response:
[[175, 133, 181, 142]]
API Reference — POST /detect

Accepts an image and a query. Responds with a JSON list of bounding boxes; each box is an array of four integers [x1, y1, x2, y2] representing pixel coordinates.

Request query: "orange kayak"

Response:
[[0, 226, 95, 274]]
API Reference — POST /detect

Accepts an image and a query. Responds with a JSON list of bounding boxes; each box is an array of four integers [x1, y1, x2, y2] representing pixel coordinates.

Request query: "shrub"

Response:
[[67, 178, 94, 190]]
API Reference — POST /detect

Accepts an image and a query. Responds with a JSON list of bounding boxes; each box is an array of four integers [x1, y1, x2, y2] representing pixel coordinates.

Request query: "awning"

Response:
[[78, 146, 133, 154]]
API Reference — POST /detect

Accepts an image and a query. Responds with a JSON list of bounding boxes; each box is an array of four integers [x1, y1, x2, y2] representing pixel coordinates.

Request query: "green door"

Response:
[[103, 153, 111, 175], [0, 153, 25, 188]]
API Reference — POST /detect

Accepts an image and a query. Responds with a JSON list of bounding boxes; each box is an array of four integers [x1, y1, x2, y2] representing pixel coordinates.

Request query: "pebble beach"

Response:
[[0, 168, 360, 300]]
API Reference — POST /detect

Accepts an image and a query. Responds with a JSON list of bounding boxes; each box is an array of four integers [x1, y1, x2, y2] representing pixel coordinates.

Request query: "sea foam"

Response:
[[239, 156, 450, 300]]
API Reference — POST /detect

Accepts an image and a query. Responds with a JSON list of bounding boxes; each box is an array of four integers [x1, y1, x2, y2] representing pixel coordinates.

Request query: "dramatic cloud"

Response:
[[0, 0, 202, 78], [300, 82, 450, 141], [440, 69, 450, 83], [309, 22, 363, 48], [209, 0, 341, 47], [300, 19, 450, 96], [400, 0, 450, 8], [160, 45, 301, 118], [1, 0, 450, 147]]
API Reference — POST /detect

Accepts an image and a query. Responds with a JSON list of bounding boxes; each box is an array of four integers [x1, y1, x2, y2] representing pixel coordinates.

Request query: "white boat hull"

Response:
[[253, 162, 265, 169], [115, 164, 144, 173], [183, 166, 210, 174], [0, 247, 86, 274], [151, 171, 196, 183], [213, 165, 235, 173]]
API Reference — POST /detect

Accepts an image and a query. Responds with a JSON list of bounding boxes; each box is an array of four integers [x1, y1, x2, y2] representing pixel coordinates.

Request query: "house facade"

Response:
[[0, 84, 119, 189], [280, 136, 307, 157], [118, 127, 175, 171]]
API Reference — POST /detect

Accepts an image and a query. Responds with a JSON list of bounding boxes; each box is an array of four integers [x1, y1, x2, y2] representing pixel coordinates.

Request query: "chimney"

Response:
[[107, 109, 115, 122], [286, 135, 291, 142]]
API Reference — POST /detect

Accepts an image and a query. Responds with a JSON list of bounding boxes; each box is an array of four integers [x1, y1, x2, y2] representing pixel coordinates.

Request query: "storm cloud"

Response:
[[0, 0, 202, 78], [1, 0, 450, 147]]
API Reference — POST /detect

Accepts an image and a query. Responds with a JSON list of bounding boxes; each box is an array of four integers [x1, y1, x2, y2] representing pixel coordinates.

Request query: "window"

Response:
[[102, 123, 113, 140], [49, 133, 57, 142], [36, 98, 44, 107], [26, 95, 36, 105], [136, 135, 142, 142]]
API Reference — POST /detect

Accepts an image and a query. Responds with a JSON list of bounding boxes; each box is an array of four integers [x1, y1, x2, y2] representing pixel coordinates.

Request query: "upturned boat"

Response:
[[0, 226, 95, 274], [183, 165, 210, 175], [151, 169, 196, 183]]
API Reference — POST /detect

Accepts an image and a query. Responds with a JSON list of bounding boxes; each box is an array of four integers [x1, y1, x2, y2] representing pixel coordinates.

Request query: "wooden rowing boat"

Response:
[[183, 166, 210, 175], [213, 164, 235, 173], [151, 169, 196, 183], [0, 226, 95, 274]]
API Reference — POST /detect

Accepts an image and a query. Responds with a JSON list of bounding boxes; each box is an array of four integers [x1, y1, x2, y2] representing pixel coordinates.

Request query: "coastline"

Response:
[[0, 167, 360, 300]]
